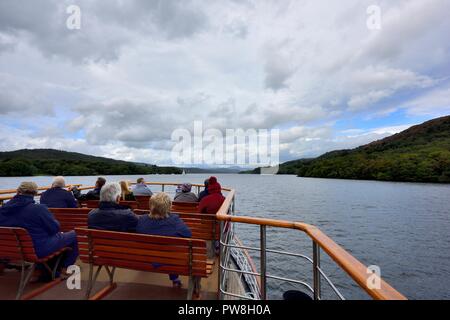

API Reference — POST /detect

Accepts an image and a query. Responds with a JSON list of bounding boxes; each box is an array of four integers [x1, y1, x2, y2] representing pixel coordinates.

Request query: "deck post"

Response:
[[218, 220, 224, 300], [313, 241, 321, 300], [260, 225, 267, 300]]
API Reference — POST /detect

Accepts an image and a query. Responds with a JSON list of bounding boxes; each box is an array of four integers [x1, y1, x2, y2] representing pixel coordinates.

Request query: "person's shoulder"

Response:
[[31, 203, 51, 214]]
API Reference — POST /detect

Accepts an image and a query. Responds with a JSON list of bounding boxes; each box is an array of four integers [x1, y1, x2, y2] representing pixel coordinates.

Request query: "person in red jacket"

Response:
[[198, 177, 225, 214]]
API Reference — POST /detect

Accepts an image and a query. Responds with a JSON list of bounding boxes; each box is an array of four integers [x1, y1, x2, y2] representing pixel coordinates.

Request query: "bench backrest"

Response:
[[76, 228, 208, 277], [79, 200, 139, 210], [134, 196, 151, 210], [49, 208, 91, 232], [133, 210, 219, 241], [0, 227, 38, 262], [173, 212, 219, 241], [171, 201, 199, 213]]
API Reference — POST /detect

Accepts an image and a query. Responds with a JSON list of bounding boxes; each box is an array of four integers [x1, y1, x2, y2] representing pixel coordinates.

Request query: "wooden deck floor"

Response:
[[0, 258, 219, 300]]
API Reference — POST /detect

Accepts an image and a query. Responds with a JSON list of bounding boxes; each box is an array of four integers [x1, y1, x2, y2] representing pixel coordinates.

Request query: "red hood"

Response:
[[208, 176, 221, 194]]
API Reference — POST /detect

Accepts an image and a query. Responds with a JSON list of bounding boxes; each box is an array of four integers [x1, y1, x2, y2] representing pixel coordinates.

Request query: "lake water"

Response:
[[1, 174, 449, 300]]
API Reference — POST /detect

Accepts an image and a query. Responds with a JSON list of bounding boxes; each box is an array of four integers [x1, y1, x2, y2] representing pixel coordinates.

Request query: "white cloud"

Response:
[[0, 0, 449, 164]]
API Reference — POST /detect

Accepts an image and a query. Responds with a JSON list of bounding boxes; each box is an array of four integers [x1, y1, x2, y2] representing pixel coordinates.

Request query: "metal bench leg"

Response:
[[194, 276, 201, 298], [187, 276, 194, 300], [105, 266, 116, 285], [16, 262, 35, 300], [85, 264, 103, 299], [186, 276, 201, 300], [207, 241, 215, 259]]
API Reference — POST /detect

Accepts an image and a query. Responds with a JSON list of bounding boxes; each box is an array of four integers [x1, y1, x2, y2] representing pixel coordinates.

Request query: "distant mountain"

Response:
[[184, 166, 246, 174], [0, 149, 182, 176], [243, 115, 450, 183]]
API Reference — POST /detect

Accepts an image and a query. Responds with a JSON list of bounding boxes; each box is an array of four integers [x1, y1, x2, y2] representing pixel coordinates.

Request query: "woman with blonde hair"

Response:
[[119, 181, 136, 201], [136, 192, 192, 287]]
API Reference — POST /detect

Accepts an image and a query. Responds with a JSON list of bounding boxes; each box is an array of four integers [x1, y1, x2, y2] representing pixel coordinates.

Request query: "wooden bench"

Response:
[[134, 196, 151, 210], [79, 200, 139, 210], [49, 208, 91, 232], [50, 209, 219, 246], [135, 210, 219, 259], [75, 228, 210, 300], [171, 201, 200, 213], [0, 227, 71, 299]]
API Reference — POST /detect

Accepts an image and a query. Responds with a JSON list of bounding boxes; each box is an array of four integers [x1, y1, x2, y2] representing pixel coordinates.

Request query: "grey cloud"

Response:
[[0, 74, 53, 115], [0, 0, 209, 63], [70, 99, 184, 147]]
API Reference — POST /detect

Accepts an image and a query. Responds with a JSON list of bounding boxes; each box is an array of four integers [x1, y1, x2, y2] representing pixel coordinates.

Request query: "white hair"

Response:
[[52, 176, 66, 188], [100, 183, 121, 203]]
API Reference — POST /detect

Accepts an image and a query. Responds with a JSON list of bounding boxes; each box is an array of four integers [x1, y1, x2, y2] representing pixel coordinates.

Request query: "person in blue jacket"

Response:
[[136, 192, 191, 287], [0, 182, 79, 275], [40, 176, 77, 208], [88, 182, 139, 232], [198, 179, 209, 201]]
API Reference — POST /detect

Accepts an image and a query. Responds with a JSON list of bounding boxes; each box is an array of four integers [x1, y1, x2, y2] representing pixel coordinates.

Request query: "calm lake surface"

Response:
[[1, 174, 449, 300]]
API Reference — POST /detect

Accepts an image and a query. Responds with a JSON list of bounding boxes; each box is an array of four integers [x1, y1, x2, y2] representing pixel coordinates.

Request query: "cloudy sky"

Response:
[[0, 0, 449, 166]]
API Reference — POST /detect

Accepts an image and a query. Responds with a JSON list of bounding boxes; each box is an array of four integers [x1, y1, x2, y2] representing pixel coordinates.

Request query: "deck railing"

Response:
[[215, 188, 406, 300], [0, 181, 406, 300]]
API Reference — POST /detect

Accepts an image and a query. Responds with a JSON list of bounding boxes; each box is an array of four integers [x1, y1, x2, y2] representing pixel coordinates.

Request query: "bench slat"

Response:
[[77, 229, 205, 247], [93, 258, 207, 277], [76, 228, 209, 278], [79, 239, 207, 254]]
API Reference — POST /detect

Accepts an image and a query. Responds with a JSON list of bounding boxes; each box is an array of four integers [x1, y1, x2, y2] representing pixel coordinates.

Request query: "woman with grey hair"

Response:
[[40, 176, 77, 208], [88, 182, 139, 232]]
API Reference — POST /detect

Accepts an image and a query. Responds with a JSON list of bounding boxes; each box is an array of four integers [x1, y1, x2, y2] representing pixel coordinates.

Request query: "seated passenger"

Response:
[[174, 183, 198, 203], [137, 193, 192, 237], [136, 192, 191, 287], [132, 178, 153, 196], [72, 177, 106, 201], [120, 181, 136, 201], [198, 179, 209, 202], [40, 176, 77, 208], [88, 182, 138, 232], [0, 182, 78, 274], [198, 177, 225, 214]]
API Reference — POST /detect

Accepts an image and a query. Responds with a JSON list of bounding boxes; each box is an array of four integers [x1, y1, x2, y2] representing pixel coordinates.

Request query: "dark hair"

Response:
[[137, 178, 145, 184], [97, 177, 106, 188], [204, 179, 209, 187]]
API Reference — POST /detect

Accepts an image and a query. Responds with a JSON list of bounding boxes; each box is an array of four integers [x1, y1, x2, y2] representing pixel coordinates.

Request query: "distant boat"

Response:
[[182, 170, 186, 175]]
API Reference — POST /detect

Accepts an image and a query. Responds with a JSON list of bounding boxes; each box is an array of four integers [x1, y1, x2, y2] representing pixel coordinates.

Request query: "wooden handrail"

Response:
[[0, 184, 82, 195], [215, 189, 407, 300]]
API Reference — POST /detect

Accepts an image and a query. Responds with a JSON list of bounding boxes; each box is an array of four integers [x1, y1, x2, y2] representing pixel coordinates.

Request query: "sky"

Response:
[[0, 0, 449, 166]]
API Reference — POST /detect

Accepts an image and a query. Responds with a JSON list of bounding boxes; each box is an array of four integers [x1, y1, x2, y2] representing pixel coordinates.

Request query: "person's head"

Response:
[[17, 182, 39, 197], [137, 178, 145, 184], [180, 183, 192, 193], [204, 179, 209, 189], [119, 181, 131, 199], [52, 176, 66, 188], [149, 193, 172, 219], [100, 183, 121, 203], [207, 176, 221, 194], [96, 177, 107, 189]]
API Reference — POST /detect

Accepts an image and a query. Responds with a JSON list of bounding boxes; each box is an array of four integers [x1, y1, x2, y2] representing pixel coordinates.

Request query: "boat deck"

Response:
[[0, 258, 219, 300]]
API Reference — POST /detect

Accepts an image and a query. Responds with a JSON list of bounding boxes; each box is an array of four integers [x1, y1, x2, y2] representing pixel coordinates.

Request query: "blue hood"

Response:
[[0, 195, 35, 215]]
